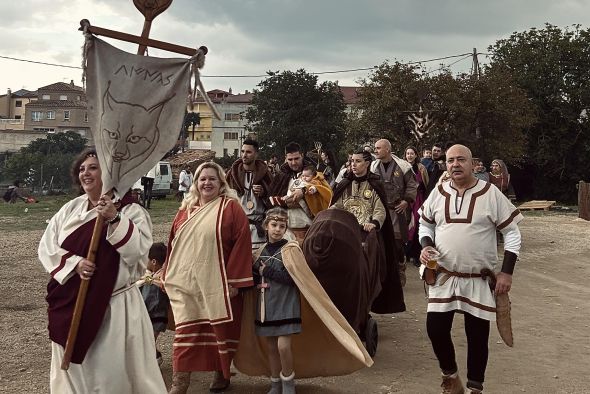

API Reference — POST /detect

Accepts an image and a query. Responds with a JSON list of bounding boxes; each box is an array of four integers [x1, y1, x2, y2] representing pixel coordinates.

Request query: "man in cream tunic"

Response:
[[418, 144, 523, 394]]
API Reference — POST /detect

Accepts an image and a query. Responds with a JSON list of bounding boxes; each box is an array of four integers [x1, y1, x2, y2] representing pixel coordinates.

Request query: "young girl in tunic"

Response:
[[253, 207, 300, 394]]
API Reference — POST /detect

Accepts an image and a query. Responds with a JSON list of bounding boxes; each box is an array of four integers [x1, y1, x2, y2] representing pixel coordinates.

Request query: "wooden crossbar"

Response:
[[79, 19, 199, 57]]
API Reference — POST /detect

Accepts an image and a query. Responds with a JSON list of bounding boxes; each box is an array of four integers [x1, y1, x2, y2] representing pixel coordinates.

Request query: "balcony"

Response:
[[0, 119, 25, 130]]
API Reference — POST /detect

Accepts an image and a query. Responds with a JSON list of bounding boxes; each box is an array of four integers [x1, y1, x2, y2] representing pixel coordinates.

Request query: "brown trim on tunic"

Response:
[[215, 198, 232, 324], [497, 209, 521, 230], [421, 212, 435, 224], [439, 182, 491, 223], [112, 220, 134, 249], [50, 251, 74, 277], [428, 295, 497, 313]]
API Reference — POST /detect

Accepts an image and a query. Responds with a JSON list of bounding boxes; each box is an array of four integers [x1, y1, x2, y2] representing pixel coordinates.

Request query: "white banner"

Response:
[[86, 37, 190, 196]]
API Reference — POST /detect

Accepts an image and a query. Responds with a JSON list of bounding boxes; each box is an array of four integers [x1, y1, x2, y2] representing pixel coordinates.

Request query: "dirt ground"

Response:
[[1, 212, 589, 393]]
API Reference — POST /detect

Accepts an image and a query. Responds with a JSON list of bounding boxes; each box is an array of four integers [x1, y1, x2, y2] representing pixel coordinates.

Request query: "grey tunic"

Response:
[[253, 239, 302, 336]]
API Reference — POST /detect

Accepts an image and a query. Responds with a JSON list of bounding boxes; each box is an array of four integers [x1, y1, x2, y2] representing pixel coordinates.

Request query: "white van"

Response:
[[132, 161, 172, 199]]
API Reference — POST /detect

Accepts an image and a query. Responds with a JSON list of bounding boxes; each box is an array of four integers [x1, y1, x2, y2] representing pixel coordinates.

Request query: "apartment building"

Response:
[[0, 89, 37, 131], [187, 86, 361, 157], [24, 81, 90, 140]]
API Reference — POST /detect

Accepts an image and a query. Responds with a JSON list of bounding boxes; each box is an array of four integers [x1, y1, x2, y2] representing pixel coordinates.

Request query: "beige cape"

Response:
[[234, 241, 373, 378]]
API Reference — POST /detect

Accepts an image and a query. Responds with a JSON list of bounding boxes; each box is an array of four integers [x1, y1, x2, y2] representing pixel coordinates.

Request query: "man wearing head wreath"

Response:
[[418, 144, 523, 394]]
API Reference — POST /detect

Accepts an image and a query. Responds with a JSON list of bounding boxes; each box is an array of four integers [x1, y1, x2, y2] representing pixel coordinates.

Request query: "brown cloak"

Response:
[[328, 171, 405, 315], [234, 241, 372, 378]]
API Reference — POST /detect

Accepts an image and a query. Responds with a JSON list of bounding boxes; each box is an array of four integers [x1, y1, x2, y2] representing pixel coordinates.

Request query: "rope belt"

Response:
[[112, 283, 136, 297]]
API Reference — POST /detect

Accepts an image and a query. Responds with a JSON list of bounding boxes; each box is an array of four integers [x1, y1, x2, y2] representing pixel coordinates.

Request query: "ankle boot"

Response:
[[440, 372, 464, 394], [280, 371, 296, 394], [267, 377, 282, 394], [209, 370, 230, 393], [169, 371, 191, 394]]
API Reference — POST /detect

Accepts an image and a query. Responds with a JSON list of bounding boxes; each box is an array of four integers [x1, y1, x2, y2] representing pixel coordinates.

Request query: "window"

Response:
[[234, 149, 239, 157], [224, 113, 241, 121], [159, 164, 169, 176], [63, 110, 70, 121], [46, 111, 55, 120], [32, 111, 43, 122], [84, 112, 88, 122], [224, 132, 239, 140], [223, 148, 228, 157], [42, 94, 50, 100], [33, 127, 55, 132], [15, 100, 22, 107], [60, 95, 67, 101], [15, 115, 21, 119]]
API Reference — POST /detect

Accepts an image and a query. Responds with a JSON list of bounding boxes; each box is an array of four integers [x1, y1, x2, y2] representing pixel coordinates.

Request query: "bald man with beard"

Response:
[[418, 144, 523, 394], [371, 138, 418, 286]]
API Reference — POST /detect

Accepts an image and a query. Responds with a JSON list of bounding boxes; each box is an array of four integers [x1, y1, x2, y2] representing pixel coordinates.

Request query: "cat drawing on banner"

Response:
[[99, 81, 173, 187]]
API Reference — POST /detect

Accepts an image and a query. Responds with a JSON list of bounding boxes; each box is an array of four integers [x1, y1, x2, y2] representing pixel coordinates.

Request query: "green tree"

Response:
[[353, 61, 425, 150], [245, 69, 347, 157], [22, 131, 87, 155], [3, 131, 87, 190], [489, 24, 590, 200], [354, 61, 534, 163]]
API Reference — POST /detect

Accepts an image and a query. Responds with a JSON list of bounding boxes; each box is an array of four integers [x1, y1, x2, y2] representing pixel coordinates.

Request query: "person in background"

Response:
[[226, 139, 273, 251], [38, 148, 166, 393], [267, 142, 315, 244], [372, 139, 418, 287], [266, 154, 281, 177], [473, 158, 489, 182], [164, 162, 253, 394], [421, 148, 434, 174], [404, 146, 429, 267], [425, 143, 446, 195], [177, 165, 193, 202], [141, 166, 156, 209], [334, 152, 353, 186], [319, 150, 338, 187], [4, 180, 27, 203], [488, 159, 511, 195], [139, 242, 169, 367]]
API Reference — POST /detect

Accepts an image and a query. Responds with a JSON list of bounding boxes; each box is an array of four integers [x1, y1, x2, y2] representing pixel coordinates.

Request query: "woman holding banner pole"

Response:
[[38, 148, 166, 393]]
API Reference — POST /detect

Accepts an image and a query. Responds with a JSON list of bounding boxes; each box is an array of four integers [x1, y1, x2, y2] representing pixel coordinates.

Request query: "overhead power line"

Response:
[[0, 52, 484, 78], [0, 55, 82, 70]]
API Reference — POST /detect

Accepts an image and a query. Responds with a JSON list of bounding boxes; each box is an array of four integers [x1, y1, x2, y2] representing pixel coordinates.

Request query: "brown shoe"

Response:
[[209, 370, 230, 393], [441, 373, 464, 394], [169, 371, 191, 394]]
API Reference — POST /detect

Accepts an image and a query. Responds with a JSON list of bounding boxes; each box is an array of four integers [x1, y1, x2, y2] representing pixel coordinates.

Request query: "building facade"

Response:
[[24, 81, 91, 140], [186, 86, 360, 157], [0, 89, 37, 124]]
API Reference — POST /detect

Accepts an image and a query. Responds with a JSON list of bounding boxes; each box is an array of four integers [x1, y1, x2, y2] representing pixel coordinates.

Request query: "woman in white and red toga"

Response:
[[164, 161, 253, 394]]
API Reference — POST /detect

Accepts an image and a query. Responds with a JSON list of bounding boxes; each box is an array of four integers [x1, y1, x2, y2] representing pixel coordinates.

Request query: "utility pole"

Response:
[[471, 48, 480, 80], [472, 48, 482, 139]]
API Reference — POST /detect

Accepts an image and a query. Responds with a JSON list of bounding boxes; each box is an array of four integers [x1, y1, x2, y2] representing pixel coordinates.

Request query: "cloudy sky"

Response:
[[1, 0, 590, 96]]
